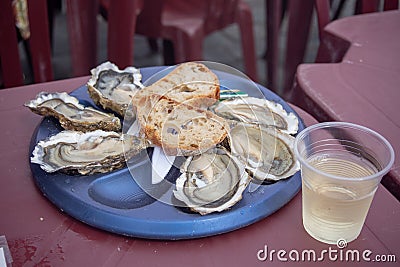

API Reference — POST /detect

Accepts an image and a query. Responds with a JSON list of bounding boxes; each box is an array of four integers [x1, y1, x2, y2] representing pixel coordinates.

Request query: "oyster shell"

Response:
[[25, 92, 121, 132], [211, 97, 298, 135], [226, 123, 299, 182], [31, 130, 148, 175], [87, 61, 144, 116], [174, 147, 250, 215]]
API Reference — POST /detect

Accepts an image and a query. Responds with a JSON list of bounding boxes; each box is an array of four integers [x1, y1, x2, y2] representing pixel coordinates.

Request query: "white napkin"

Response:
[[0, 247, 6, 267], [151, 146, 175, 184]]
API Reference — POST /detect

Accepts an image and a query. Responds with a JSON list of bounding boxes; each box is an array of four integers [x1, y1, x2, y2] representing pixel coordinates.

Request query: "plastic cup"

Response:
[[294, 122, 394, 244]]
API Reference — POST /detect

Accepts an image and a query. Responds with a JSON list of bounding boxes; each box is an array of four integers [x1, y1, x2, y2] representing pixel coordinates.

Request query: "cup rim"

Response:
[[294, 121, 395, 182]]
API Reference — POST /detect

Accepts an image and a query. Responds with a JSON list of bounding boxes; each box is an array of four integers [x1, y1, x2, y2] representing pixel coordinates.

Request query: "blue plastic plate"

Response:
[[29, 66, 305, 240]]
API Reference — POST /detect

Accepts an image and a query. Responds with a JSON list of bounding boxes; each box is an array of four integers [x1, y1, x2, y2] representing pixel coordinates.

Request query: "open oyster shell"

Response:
[[226, 123, 300, 182], [25, 92, 121, 132], [87, 61, 144, 116], [31, 130, 148, 175], [174, 147, 250, 215], [211, 96, 298, 135]]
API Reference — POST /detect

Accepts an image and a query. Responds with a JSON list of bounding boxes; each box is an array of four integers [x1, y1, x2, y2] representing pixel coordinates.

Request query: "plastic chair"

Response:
[[287, 0, 400, 105], [106, 0, 142, 69], [66, 0, 98, 77], [265, 0, 314, 95], [277, 0, 399, 98], [66, 0, 142, 76], [315, 0, 399, 63], [100, 0, 258, 82], [0, 0, 53, 88], [265, 0, 283, 93]]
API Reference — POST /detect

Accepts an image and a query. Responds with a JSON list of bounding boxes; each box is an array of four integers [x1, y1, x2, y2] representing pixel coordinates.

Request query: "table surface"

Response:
[[292, 10, 400, 200], [0, 75, 399, 266]]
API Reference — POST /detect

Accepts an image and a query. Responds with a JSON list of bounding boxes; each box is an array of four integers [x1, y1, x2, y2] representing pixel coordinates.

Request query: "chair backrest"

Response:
[[203, 0, 240, 34], [107, 0, 142, 68], [66, 0, 99, 77], [68, 0, 143, 75], [136, 0, 241, 36], [0, 0, 53, 88], [136, 0, 164, 36]]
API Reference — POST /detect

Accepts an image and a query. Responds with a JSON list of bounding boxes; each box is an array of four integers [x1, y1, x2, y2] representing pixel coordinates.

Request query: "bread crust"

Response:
[[132, 62, 226, 156], [133, 62, 220, 108], [135, 94, 228, 156]]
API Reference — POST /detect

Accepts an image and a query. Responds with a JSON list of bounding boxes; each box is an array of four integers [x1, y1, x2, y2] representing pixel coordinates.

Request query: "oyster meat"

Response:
[[174, 147, 250, 215], [226, 123, 300, 182], [211, 96, 298, 135], [31, 130, 148, 175], [87, 61, 144, 116], [25, 92, 121, 132]]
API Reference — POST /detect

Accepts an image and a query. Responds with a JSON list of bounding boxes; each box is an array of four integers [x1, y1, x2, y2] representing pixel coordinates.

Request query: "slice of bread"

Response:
[[134, 94, 228, 156], [133, 62, 220, 109]]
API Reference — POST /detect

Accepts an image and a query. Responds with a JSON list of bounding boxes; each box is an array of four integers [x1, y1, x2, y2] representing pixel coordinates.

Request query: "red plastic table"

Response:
[[0, 76, 399, 266], [290, 10, 400, 200]]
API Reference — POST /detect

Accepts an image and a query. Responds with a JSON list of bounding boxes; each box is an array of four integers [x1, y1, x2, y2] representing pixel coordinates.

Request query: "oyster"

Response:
[[226, 123, 299, 182], [31, 130, 148, 175], [87, 61, 144, 116], [174, 147, 250, 215], [25, 92, 121, 132], [211, 97, 298, 135]]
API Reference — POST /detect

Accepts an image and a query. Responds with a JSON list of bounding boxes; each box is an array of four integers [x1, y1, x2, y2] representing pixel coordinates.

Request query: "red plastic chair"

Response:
[[100, 0, 258, 82], [276, 0, 399, 98], [66, 0, 98, 77], [265, 0, 314, 94], [0, 0, 53, 88], [315, 0, 399, 63], [66, 0, 142, 76]]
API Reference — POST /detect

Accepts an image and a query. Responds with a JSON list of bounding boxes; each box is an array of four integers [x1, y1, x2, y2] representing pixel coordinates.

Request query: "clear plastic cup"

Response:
[[294, 122, 394, 244]]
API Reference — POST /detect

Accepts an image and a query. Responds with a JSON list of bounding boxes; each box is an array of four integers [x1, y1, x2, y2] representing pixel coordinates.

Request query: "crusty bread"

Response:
[[134, 94, 228, 156], [133, 62, 220, 109]]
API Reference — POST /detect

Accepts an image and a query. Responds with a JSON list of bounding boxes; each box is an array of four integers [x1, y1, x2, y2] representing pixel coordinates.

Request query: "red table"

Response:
[[290, 10, 400, 200], [0, 76, 399, 266]]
